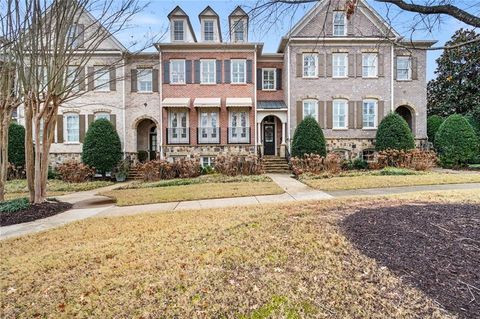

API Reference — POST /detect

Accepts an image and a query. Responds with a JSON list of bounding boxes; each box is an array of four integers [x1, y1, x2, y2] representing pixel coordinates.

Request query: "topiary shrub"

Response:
[[375, 113, 415, 151], [8, 122, 25, 167], [82, 118, 122, 176], [291, 117, 326, 157], [465, 114, 480, 164], [427, 115, 444, 145], [435, 114, 478, 168]]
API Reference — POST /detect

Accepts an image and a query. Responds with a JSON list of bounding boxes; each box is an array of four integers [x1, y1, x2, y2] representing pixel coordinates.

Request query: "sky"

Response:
[[115, 0, 478, 81]]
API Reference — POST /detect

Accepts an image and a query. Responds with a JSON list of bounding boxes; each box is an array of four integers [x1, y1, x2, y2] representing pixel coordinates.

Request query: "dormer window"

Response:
[[204, 20, 214, 41], [173, 20, 184, 41], [233, 20, 244, 42], [333, 11, 346, 36]]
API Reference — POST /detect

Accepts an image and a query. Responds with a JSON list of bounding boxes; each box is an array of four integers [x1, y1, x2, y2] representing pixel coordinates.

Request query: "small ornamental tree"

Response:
[[435, 114, 478, 168], [427, 115, 444, 145], [375, 113, 415, 151], [8, 122, 25, 167], [82, 119, 122, 176], [291, 117, 326, 157]]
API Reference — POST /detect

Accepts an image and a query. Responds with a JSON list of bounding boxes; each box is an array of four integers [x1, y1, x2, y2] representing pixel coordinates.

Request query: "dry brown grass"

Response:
[[302, 172, 480, 191], [101, 181, 284, 206], [3, 190, 478, 318]]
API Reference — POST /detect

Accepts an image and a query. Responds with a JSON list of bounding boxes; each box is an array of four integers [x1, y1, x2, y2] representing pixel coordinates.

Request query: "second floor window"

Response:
[[173, 20, 184, 41], [303, 100, 318, 120], [65, 113, 79, 143], [333, 53, 348, 78], [234, 20, 244, 42], [303, 54, 317, 78], [362, 53, 378, 78], [262, 68, 276, 90], [137, 68, 153, 92], [231, 59, 246, 84], [333, 100, 348, 129], [170, 60, 185, 84], [67, 24, 81, 48], [396, 56, 411, 80], [66, 66, 79, 91], [204, 20, 214, 41], [333, 12, 346, 36], [201, 60, 216, 84], [363, 100, 377, 128], [94, 67, 110, 91]]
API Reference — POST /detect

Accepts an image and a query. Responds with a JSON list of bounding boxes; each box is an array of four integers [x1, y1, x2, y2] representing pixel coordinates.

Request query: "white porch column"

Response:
[[257, 122, 262, 145], [280, 121, 286, 157]]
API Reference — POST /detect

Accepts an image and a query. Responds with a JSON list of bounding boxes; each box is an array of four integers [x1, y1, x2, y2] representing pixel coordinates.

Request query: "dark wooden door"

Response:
[[263, 124, 275, 155], [149, 131, 157, 160]]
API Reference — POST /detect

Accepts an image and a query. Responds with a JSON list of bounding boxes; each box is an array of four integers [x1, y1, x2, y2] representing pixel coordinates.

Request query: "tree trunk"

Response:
[[0, 107, 12, 202], [24, 100, 35, 203]]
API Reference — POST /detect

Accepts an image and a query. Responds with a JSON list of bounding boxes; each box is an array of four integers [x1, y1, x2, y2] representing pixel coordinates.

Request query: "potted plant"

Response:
[[114, 159, 130, 182]]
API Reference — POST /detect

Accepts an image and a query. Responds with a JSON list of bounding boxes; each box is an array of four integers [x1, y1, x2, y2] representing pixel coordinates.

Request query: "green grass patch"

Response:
[[374, 167, 419, 176]]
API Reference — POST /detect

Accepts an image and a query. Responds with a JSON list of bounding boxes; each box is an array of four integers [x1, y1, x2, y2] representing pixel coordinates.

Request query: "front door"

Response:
[[264, 124, 275, 155], [149, 128, 157, 160]]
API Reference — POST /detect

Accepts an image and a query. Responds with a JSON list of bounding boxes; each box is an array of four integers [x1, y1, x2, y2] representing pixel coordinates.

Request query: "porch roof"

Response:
[[257, 100, 287, 110], [226, 97, 252, 108], [162, 98, 190, 108], [194, 98, 221, 108]]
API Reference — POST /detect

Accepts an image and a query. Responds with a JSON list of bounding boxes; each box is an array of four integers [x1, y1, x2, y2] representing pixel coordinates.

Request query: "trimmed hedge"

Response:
[[291, 117, 326, 157], [8, 122, 25, 167], [82, 118, 122, 176], [427, 115, 444, 145], [375, 113, 415, 151], [435, 114, 478, 168]]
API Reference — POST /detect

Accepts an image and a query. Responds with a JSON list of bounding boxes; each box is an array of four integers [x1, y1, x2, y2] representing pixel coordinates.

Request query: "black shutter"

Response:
[[185, 60, 192, 84], [224, 60, 230, 84], [256, 68, 262, 90], [276, 69, 282, 90], [194, 60, 200, 84], [163, 61, 169, 84], [131, 69, 137, 92], [246, 60, 252, 83], [152, 69, 159, 92], [216, 60, 222, 84]]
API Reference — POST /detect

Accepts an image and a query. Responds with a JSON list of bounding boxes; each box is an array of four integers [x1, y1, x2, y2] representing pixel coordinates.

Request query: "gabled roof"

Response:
[[229, 5, 248, 18], [167, 5, 197, 42], [198, 6, 222, 42]]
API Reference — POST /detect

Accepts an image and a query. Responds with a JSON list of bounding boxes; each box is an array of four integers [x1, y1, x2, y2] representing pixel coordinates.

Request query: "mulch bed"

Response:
[[0, 200, 73, 227], [342, 203, 480, 319]]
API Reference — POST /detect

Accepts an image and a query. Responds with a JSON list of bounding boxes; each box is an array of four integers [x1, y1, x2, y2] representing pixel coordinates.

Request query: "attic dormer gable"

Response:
[[167, 6, 197, 43], [199, 6, 222, 42], [228, 6, 249, 43]]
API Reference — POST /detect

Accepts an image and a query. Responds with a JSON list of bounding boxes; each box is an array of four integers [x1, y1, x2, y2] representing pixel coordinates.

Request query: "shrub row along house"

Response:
[[13, 0, 436, 167]]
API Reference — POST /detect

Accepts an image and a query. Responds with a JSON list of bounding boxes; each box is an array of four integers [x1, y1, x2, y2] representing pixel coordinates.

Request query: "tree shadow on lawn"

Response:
[[342, 203, 480, 319]]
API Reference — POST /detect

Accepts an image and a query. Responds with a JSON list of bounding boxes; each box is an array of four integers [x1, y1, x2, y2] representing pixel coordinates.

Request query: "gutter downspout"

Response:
[[286, 40, 291, 149], [159, 49, 164, 159], [390, 44, 394, 112], [122, 54, 127, 158], [254, 44, 258, 153]]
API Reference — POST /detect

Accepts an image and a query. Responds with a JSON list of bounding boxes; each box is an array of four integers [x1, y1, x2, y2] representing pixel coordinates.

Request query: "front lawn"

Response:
[[100, 174, 284, 206], [5, 179, 114, 200], [2, 190, 478, 317], [301, 170, 480, 191]]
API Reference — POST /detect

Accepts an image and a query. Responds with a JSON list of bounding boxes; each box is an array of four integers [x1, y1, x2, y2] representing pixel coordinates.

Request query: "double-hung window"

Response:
[[67, 24, 81, 48], [332, 53, 348, 78], [229, 111, 249, 143], [66, 66, 79, 91], [199, 111, 219, 143], [204, 20, 214, 41], [201, 157, 215, 168], [201, 60, 216, 84], [333, 100, 348, 129], [95, 112, 110, 121], [303, 100, 318, 120], [231, 59, 246, 84], [262, 68, 276, 90], [396, 56, 411, 80], [333, 12, 346, 36], [168, 111, 188, 144], [362, 53, 378, 78], [303, 54, 317, 78], [94, 66, 110, 91], [362, 100, 377, 129], [64, 113, 80, 143], [137, 68, 153, 92], [170, 60, 185, 84], [173, 20, 184, 41], [233, 20, 244, 42]]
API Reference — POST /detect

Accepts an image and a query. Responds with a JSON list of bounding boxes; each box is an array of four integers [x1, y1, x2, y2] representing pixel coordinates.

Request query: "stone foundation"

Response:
[[163, 145, 257, 160], [48, 153, 82, 168]]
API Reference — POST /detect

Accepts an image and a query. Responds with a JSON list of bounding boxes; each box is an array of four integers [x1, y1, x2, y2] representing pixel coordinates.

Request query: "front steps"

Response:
[[263, 156, 291, 174], [127, 167, 142, 180]]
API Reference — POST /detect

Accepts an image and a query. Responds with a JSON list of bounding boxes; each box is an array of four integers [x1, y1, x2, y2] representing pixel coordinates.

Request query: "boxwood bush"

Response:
[[291, 117, 326, 157], [427, 115, 444, 145], [435, 114, 478, 168], [375, 113, 415, 151], [8, 122, 25, 167]]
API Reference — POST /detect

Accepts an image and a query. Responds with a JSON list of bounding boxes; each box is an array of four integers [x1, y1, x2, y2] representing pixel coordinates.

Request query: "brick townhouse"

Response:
[[13, 0, 435, 167]]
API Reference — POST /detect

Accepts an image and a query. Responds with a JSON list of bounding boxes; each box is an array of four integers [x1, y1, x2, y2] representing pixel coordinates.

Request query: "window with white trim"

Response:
[[229, 111, 249, 143], [201, 156, 215, 168], [67, 24, 80, 48], [137, 68, 153, 92], [233, 20, 244, 42], [95, 112, 110, 121], [199, 111, 219, 143], [396, 56, 411, 80], [204, 20, 214, 41], [333, 100, 348, 129], [37, 66, 48, 89], [170, 60, 185, 84], [303, 100, 318, 120], [231, 59, 246, 84], [362, 100, 377, 128], [94, 66, 110, 91], [201, 60, 216, 84], [303, 53, 317, 78], [64, 113, 80, 143], [362, 53, 378, 78], [332, 53, 348, 78], [262, 68, 276, 90], [66, 66, 79, 91], [333, 11, 346, 36], [173, 20, 184, 41], [168, 111, 188, 143]]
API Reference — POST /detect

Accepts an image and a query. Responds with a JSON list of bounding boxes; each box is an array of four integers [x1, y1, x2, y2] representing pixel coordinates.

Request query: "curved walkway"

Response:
[[2, 176, 480, 240]]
